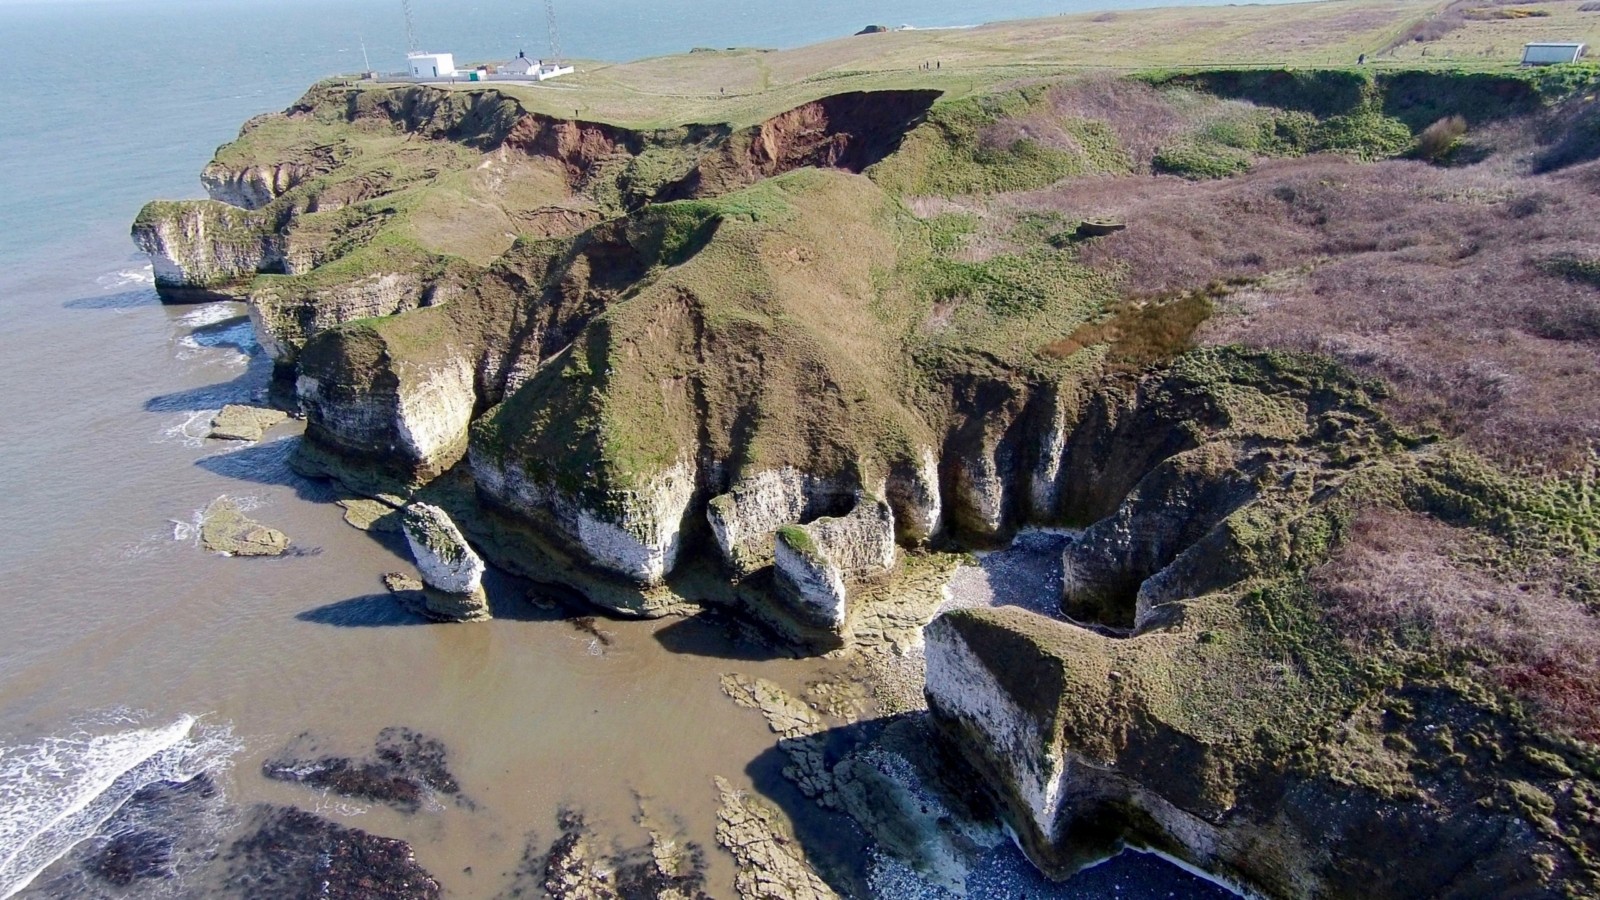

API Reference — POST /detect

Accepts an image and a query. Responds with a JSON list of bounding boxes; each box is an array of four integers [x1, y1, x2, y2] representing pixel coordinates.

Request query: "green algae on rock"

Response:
[[198, 498, 290, 557], [136, 45, 1600, 898], [208, 404, 288, 442]]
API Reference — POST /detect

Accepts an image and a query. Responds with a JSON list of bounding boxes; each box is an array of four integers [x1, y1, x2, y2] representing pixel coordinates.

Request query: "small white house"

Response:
[[408, 52, 457, 78], [502, 52, 536, 76], [1522, 42, 1587, 66]]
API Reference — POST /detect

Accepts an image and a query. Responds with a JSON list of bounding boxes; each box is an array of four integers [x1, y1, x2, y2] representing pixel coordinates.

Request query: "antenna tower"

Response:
[[544, 0, 562, 65], [402, 0, 419, 54]]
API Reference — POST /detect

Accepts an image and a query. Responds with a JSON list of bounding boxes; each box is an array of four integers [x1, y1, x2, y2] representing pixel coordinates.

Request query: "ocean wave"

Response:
[[0, 714, 239, 899], [177, 303, 243, 329], [171, 494, 266, 546], [94, 266, 155, 291], [156, 410, 218, 449]]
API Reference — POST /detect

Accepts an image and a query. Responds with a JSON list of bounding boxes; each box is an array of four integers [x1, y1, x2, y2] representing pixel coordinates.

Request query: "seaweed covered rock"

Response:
[[198, 497, 291, 557]]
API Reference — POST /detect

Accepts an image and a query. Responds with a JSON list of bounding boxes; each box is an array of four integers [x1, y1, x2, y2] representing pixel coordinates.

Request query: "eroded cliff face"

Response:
[[132, 201, 284, 301], [921, 350, 1597, 898], [135, 71, 1600, 900]]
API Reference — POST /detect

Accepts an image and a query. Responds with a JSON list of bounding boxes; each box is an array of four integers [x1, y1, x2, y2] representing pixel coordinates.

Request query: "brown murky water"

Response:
[[0, 236, 838, 897]]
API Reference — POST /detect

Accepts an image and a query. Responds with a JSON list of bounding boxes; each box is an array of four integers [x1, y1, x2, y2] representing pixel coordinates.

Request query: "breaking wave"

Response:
[[0, 714, 238, 898]]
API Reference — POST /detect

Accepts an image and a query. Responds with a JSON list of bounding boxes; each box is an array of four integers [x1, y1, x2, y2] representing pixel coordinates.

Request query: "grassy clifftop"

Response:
[[133, 3, 1600, 893]]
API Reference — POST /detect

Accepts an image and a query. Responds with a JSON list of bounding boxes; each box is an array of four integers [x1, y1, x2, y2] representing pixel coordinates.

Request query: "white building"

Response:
[[408, 52, 457, 78], [496, 51, 573, 81], [1523, 42, 1587, 66], [502, 52, 537, 76]]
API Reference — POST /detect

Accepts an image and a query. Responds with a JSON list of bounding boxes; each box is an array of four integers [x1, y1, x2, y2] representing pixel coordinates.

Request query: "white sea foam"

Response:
[[0, 714, 238, 899], [177, 303, 239, 329], [95, 266, 155, 290], [172, 494, 266, 546], [157, 410, 218, 448]]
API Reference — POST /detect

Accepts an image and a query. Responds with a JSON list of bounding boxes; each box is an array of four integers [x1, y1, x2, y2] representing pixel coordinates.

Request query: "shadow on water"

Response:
[[297, 569, 568, 629], [194, 439, 341, 503], [62, 288, 160, 310], [296, 594, 431, 628], [653, 609, 799, 662], [186, 314, 256, 355], [145, 365, 273, 413]]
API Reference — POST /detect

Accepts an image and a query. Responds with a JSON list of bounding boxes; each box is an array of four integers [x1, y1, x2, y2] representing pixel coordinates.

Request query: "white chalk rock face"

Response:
[[470, 450, 697, 587], [393, 357, 478, 469], [296, 354, 476, 479], [132, 200, 282, 298], [574, 459, 697, 585], [924, 614, 1067, 842], [402, 503, 485, 595], [774, 530, 852, 628], [203, 161, 316, 210], [886, 447, 944, 543], [706, 468, 855, 575], [401, 503, 489, 621], [249, 272, 426, 363], [771, 495, 897, 633]]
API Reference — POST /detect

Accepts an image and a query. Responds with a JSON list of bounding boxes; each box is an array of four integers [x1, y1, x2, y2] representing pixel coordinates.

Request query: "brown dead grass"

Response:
[[1005, 154, 1600, 471], [1314, 508, 1600, 741]]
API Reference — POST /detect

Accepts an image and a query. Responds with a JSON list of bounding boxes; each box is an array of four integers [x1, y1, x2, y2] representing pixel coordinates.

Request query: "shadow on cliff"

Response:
[[652, 609, 799, 661]]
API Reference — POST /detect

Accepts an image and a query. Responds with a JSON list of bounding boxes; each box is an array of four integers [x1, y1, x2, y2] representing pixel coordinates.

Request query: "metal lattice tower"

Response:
[[402, 0, 419, 53], [544, 0, 562, 65]]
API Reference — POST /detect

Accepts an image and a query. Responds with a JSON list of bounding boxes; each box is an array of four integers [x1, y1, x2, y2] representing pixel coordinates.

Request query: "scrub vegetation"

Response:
[[134, 1, 1600, 893]]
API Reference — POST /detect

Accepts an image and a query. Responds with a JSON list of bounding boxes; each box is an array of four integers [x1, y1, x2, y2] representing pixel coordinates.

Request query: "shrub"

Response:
[[1313, 508, 1600, 742], [1032, 153, 1600, 471], [1152, 142, 1252, 179], [1416, 115, 1468, 161]]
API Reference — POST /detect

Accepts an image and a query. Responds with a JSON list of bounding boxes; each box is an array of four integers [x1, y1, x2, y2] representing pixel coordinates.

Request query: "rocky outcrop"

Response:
[[203, 160, 323, 210], [769, 496, 897, 645], [250, 271, 429, 365], [400, 503, 489, 621], [885, 448, 944, 544], [660, 91, 941, 200], [296, 328, 477, 486], [132, 201, 281, 301], [208, 404, 288, 442], [198, 498, 290, 557], [472, 452, 698, 587], [706, 468, 856, 575], [714, 776, 839, 900], [1060, 443, 1260, 632]]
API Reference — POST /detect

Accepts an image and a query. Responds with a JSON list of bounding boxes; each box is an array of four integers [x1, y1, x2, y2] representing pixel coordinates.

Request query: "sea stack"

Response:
[[400, 503, 490, 622]]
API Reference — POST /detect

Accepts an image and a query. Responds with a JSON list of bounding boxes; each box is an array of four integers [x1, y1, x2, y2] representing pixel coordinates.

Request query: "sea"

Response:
[[0, 1, 1289, 896]]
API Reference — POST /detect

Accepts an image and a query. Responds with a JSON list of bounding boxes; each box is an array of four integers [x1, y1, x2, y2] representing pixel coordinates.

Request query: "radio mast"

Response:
[[544, 0, 562, 65], [402, 0, 420, 53]]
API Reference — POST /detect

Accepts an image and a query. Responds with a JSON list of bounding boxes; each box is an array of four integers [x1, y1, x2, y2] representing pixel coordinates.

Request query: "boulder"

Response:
[[199, 498, 290, 557], [400, 503, 489, 621], [208, 404, 288, 442]]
